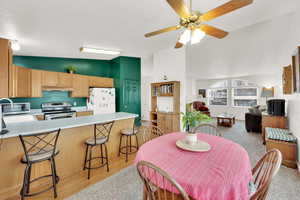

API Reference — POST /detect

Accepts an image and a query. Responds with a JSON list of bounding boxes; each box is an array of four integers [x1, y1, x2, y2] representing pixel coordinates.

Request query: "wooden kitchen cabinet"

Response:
[[76, 111, 93, 117], [89, 76, 114, 88], [58, 73, 73, 88], [71, 74, 89, 97], [157, 112, 180, 134], [9, 65, 31, 97], [31, 69, 43, 97], [0, 38, 10, 98], [42, 71, 59, 86]]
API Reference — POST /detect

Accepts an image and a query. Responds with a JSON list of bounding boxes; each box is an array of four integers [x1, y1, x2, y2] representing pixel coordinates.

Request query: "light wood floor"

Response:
[[4, 153, 137, 200]]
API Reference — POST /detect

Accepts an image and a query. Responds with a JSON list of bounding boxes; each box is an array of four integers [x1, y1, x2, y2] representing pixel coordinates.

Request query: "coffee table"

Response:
[[217, 114, 235, 127]]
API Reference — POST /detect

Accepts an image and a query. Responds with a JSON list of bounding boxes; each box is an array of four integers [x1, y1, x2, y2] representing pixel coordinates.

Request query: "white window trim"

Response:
[[231, 87, 259, 108], [208, 88, 229, 106]]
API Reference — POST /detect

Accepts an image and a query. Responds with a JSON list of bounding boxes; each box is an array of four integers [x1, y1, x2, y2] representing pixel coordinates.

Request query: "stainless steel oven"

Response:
[[42, 102, 76, 120]]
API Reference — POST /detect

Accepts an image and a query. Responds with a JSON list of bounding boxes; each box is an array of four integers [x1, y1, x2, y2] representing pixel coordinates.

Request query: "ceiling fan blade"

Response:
[[166, 0, 191, 19], [200, 0, 253, 22], [145, 25, 181, 38], [200, 24, 228, 39], [175, 41, 184, 49]]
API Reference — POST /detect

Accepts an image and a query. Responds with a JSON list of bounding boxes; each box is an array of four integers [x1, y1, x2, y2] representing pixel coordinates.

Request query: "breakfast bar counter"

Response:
[[0, 112, 137, 198]]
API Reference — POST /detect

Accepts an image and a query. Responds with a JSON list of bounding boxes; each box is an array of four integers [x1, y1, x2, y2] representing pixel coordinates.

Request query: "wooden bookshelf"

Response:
[[150, 81, 180, 133]]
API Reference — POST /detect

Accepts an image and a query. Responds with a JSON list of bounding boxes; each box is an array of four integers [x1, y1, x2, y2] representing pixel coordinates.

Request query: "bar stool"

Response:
[[118, 126, 139, 162], [83, 121, 114, 179], [19, 129, 61, 200]]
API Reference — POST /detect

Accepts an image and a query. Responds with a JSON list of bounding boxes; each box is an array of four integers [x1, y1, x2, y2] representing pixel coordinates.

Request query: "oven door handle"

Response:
[[50, 116, 73, 120]]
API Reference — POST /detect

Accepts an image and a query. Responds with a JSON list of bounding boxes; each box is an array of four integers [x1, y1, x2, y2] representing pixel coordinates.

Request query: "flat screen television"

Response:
[[267, 99, 285, 116]]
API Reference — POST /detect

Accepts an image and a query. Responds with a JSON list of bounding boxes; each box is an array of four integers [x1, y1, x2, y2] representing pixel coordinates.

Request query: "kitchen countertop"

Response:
[[2, 112, 138, 139]]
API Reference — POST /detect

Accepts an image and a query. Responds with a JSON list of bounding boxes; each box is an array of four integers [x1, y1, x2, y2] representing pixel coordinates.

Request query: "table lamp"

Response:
[[261, 87, 274, 102]]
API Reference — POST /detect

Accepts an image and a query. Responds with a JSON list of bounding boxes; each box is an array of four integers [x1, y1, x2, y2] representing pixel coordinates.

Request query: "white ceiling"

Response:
[[0, 0, 298, 60]]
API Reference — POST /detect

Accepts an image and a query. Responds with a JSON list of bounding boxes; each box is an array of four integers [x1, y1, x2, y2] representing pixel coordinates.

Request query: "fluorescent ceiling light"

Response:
[[80, 47, 120, 55], [191, 29, 206, 45], [178, 29, 191, 45], [11, 40, 20, 51]]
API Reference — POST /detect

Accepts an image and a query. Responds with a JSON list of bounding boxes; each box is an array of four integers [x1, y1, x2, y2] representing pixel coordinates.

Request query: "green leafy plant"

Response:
[[66, 65, 77, 73], [181, 111, 212, 133]]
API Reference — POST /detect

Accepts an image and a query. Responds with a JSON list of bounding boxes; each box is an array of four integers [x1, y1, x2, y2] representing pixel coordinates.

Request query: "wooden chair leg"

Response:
[[118, 135, 123, 156], [88, 146, 93, 179]]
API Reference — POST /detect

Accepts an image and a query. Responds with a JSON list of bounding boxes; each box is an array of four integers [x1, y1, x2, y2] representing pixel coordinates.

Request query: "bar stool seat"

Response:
[[19, 129, 61, 200], [121, 128, 138, 135], [83, 121, 114, 179], [118, 126, 139, 162], [85, 136, 107, 145], [21, 149, 59, 163]]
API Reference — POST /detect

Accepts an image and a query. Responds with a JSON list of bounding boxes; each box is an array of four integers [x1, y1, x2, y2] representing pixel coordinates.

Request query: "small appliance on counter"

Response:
[[42, 102, 76, 120], [1, 102, 30, 115], [87, 88, 116, 115], [267, 99, 285, 116]]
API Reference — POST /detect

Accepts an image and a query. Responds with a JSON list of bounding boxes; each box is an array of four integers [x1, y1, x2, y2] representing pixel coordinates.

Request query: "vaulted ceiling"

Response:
[[0, 0, 298, 60]]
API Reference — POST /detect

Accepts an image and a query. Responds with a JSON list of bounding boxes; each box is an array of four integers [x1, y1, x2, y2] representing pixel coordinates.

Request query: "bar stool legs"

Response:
[[83, 143, 109, 180], [118, 134, 139, 162], [20, 158, 59, 200]]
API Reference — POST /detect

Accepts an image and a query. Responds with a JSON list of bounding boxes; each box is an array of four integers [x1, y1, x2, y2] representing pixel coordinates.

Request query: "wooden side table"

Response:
[[262, 114, 287, 144], [217, 114, 235, 127]]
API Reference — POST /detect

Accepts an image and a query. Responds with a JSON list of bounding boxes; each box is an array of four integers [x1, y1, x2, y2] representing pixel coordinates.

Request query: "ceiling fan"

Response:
[[145, 0, 253, 48]]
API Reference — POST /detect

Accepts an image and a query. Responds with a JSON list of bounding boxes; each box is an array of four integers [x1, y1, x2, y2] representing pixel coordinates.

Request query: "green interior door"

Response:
[[123, 79, 140, 124]]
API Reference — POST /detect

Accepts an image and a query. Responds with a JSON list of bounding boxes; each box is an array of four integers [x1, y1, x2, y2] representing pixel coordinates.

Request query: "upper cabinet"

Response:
[[42, 71, 59, 87], [31, 69, 43, 97], [71, 74, 89, 97], [9, 66, 31, 97], [89, 76, 113, 88], [58, 73, 73, 88], [0, 38, 11, 98]]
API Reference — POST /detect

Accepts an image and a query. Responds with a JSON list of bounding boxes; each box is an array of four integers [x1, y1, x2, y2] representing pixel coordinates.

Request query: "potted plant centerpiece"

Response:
[[181, 111, 211, 144], [66, 65, 77, 74]]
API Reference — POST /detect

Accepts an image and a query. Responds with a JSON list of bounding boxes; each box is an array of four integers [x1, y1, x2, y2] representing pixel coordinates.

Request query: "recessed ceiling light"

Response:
[[11, 40, 21, 51], [80, 47, 120, 55]]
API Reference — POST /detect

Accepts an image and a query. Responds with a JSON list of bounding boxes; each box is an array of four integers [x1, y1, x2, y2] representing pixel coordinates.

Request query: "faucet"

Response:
[[0, 98, 13, 134]]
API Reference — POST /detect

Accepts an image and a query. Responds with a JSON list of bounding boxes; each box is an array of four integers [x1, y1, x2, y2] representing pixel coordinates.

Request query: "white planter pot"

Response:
[[185, 133, 198, 145]]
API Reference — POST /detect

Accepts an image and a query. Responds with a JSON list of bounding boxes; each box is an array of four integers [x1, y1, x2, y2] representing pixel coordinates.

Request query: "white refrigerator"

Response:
[[87, 88, 116, 114]]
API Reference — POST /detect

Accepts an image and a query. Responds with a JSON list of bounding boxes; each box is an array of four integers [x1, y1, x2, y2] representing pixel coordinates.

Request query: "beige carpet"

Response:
[[67, 121, 300, 200]]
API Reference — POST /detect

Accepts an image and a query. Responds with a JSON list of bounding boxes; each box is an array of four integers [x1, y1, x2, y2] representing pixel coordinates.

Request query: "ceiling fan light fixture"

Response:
[[80, 47, 120, 55], [191, 29, 205, 44], [178, 29, 191, 44]]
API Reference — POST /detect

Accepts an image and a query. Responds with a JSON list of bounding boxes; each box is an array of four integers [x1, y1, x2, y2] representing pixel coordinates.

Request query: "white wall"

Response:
[[152, 47, 187, 117], [141, 55, 154, 121]]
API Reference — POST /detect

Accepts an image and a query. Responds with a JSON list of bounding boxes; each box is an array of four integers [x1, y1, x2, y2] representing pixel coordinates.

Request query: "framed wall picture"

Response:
[[292, 46, 300, 93], [198, 89, 206, 98]]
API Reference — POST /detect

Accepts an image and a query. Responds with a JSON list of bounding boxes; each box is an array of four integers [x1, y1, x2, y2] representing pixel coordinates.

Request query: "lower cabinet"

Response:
[[157, 112, 180, 134]]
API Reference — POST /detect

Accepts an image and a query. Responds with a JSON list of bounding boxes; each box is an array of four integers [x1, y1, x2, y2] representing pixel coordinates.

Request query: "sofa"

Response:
[[193, 101, 210, 116], [245, 105, 265, 133]]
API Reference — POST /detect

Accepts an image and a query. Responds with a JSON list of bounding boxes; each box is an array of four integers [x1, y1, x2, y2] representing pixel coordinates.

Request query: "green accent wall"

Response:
[[12, 56, 141, 123]]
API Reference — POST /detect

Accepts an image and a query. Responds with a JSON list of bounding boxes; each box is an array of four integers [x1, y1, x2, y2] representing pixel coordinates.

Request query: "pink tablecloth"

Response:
[[135, 132, 252, 200]]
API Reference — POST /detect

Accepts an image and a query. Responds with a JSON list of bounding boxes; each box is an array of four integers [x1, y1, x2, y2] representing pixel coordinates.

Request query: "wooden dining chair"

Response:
[[250, 149, 282, 200], [137, 161, 190, 200], [192, 123, 222, 137], [142, 125, 164, 144]]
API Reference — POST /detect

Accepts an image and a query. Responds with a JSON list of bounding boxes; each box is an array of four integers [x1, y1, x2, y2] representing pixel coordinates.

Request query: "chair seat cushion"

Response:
[[121, 128, 138, 135], [22, 149, 59, 162], [85, 136, 107, 145], [266, 128, 297, 143]]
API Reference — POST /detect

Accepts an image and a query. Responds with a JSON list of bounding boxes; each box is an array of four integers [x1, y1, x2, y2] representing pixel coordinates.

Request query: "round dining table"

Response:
[[135, 132, 252, 200]]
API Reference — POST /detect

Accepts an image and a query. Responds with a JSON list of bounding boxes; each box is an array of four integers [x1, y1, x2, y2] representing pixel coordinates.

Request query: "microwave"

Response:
[[1, 103, 31, 115]]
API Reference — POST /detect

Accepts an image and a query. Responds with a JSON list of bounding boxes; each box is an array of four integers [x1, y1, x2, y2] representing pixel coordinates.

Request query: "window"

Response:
[[208, 89, 228, 106], [232, 87, 258, 107]]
